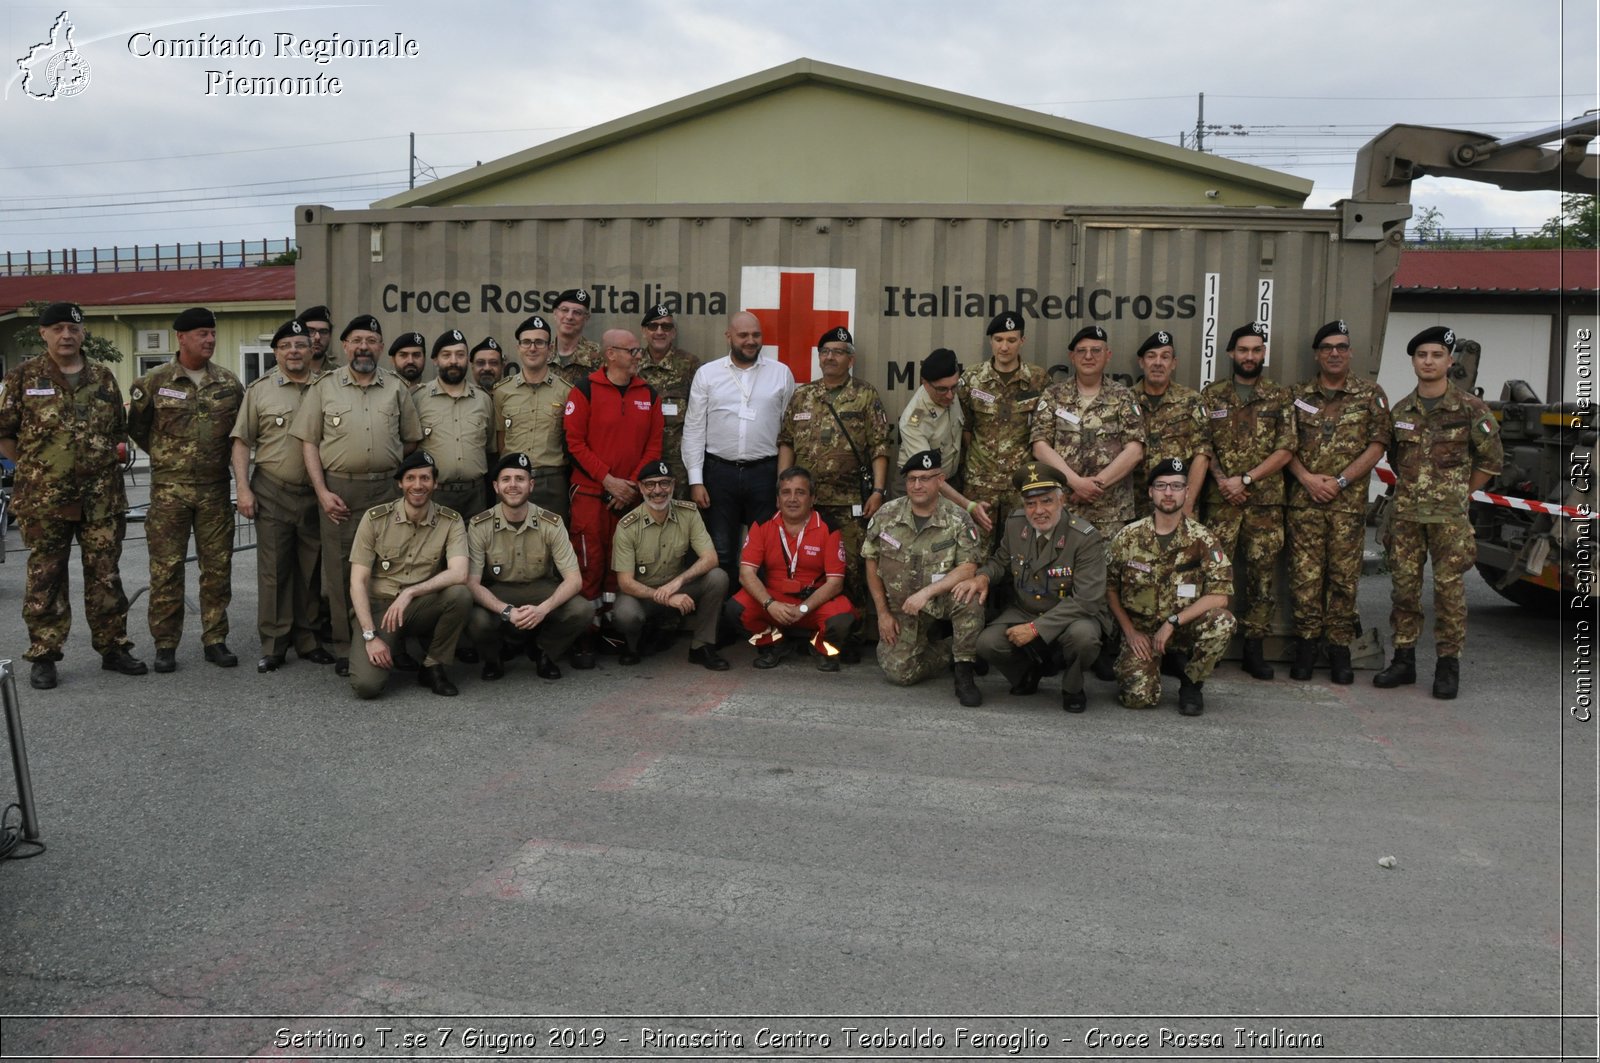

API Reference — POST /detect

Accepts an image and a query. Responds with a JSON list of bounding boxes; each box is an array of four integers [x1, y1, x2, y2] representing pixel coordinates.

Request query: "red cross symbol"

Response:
[[749, 272, 849, 383]]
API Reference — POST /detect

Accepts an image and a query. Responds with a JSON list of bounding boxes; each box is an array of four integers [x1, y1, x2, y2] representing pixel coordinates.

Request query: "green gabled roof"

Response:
[[374, 58, 1311, 209]]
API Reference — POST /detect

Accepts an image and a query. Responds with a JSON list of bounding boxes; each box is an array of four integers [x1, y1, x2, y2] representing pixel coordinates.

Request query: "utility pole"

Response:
[[1194, 92, 1205, 153], [410, 132, 416, 190]]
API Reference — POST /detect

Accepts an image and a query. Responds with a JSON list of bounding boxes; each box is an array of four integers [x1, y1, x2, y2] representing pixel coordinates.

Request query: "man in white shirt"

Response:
[[682, 311, 797, 578]]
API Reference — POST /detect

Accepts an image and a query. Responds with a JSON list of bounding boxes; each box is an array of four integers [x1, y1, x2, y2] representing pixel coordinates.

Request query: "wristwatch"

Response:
[[501, 604, 514, 621], [1335, 474, 1349, 490], [1240, 473, 1254, 487], [798, 603, 810, 615], [361, 629, 377, 642], [1166, 613, 1181, 628]]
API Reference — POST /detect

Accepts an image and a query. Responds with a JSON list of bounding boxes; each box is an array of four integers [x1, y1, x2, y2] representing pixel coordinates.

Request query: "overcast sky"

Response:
[[2, 0, 1595, 258]]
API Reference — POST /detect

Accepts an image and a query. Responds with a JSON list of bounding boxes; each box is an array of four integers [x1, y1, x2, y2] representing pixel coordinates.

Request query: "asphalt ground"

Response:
[[0, 485, 1593, 1061]]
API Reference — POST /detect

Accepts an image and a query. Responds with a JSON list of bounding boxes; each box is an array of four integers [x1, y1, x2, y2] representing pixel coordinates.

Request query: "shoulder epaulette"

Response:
[[439, 507, 462, 522], [617, 509, 642, 529], [469, 509, 496, 526], [671, 499, 697, 511], [1070, 515, 1097, 535], [366, 501, 396, 520]]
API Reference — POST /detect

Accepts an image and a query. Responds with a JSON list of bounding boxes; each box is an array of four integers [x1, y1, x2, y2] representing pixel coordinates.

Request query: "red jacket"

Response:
[[563, 369, 663, 495]]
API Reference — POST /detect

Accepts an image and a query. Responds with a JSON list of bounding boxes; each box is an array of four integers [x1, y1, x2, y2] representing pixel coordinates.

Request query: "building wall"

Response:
[[1383, 310, 1556, 403]]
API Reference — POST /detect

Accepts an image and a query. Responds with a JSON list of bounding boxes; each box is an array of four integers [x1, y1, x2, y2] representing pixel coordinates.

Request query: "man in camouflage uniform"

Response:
[[1029, 324, 1145, 542], [465, 452, 591, 681], [778, 326, 890, 652], [550, 287, 602, 385], [496, 314, 570, 520], [387, 331, 427, 393], [292, 313, 424, 674], [230, 319, 337, 673], [1105, 459, 1236, 716], [1374, 326, 1503, 699], [1199, 322, 1296, 680], [414, 329, 495, 520], [129, 306, 245, 672], [959, 311, 1052, 552], [348, 449, 471, 698], [0, 301, 147, 689], [899, 347, 988, 527], [1132, 330, 1211, 518], [470, 337, 505, 390], [958, 463, 1110, 713], [863, 449, 985, 707], [636, 304, 700, 498], [611, 460, 730, 670], [1285, 320, 1391, 684]]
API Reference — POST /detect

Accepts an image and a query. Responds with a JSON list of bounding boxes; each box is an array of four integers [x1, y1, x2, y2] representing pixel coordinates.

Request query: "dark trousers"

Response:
[[702, 454, 777, 578]]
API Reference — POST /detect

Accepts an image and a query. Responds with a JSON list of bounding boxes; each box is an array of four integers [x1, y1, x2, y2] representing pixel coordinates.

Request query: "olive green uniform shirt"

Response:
[[351, 500, 467, 599], [413, 380, 494, 482], [611, 500, 714, 588], [230, 370, 316, 485], [290, 366, 423, 475], [494, 372, 568, 467], [467, 502, 578, 583]]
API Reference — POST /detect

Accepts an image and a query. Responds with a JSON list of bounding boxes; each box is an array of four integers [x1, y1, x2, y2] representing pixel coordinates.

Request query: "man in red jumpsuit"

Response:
[[726, 466, 855, 671], [563, 328, 663, 666]]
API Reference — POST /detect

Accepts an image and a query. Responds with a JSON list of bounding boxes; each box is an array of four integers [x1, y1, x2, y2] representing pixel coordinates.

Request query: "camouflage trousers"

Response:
[[966, 482, 1018, 556], [1115, 606, 1235, 709], [1287, 506, 1366, 645], [19, 513, 132, 660], [1385, 516, 1476, 658], [817, 505, 875, 640], [146, 481, 233, 648], [876, 591, 984, 686], [251, 470, 322, 658], [1204, 503, 1284, 638]]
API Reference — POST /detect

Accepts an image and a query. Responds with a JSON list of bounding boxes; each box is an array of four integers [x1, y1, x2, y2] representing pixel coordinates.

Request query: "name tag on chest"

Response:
[[157, 387, 188, 400], [662, 403, 679, 417], [1056, 409, 1080, 424]]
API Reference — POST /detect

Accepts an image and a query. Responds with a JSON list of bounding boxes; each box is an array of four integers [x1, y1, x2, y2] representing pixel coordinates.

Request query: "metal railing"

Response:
[[0, 238, 295, 276]]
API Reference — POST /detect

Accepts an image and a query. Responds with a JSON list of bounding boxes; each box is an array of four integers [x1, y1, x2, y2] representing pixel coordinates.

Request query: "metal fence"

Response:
[[0, 238, 295, 276]]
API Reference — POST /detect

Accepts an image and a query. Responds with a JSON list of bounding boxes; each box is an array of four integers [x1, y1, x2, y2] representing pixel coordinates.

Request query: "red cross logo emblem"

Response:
[[741, 266, 857, 383]]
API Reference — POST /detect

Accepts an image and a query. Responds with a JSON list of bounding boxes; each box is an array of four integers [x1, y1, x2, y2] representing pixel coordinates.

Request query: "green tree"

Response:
[[15, 299, 125, 363], [1412, 204, 1445, 242], [1538, 194, 1599, 248], [258, 248, 298, 266]]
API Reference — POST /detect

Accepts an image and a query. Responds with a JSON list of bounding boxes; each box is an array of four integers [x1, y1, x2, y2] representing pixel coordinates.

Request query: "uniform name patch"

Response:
[[1056, 408, 1080, 424], [792, 411, 812, 421], [1294, 398, 1320, 415], [969, 388, 996, 404], [24, 387, 55, 397], [1209, 409, 1229, 419], [1127, 560, 1152, 572], [878, 531, 902, 549], [1394, 420, 1416, 431], [157, 387, 188, 400], [662, 403, 679, 417]]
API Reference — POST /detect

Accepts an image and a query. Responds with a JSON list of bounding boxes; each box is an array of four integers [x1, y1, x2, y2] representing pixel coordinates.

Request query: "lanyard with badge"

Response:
[[778, 517, 808, 581]]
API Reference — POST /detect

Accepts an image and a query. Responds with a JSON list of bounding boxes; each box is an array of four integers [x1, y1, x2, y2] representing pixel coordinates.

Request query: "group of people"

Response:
[[0, 289, 1502, 714]]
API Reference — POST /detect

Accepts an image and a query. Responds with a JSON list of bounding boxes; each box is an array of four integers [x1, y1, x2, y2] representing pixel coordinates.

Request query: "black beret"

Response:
[[431, 329, 467, 356], [39, 302, 84, 327], [173, 307, 216, 332], [272, 319, 309, 347], [637, 459, 673, 482], [340, 314, 382, 340], [986, 311, 1024, 336], [1137, 330, 1175, 357], [554, 288, 590, 308], [515, 315, 551, 338], [1146, 457, 1189, 486], [901, 449, 941, 474], [818, 326, 853, 349], [920, 347, 959, 380], [1068, 325, 1109, 349], [395, 449, 436, 479], [641, 304, 673, 326], [1014, 462, 1067, 497], [1407, 325, 1456, 356], [1312, 320, 1350, 348], [495, 452, 533, 476], [388, 331, 425, 357], [1226, 322, 1268, 350], [295, 305, 332, 325], [471, 337, 501, 356]]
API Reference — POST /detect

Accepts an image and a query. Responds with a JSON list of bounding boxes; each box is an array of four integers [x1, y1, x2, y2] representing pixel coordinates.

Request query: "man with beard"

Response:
[[292, 314, 424, 675], [1285, 320, 1390, 683], [414, 329, 494, 520], [471, 337, 506, 389], [348, 449, 470, 698], [550, 287, 602, 385], [296, 305, 336, 372], [636, 305, 700, 497], [1199, 322, 1296, 680], [387, 331, 427, 392], [1132, 330, 1210, 518], [496, 314, 570, 520], [231, 319, 337, 672], [465, 452, 590, 681], [960, 463, 1109, 714], [682, 311, 796, 580], [129, 307, 245, 672], [959, 312, 1052, 552], [564, 327, 663, 666], [864, 450, 985, 707], [611, 460, 730, 669], [1106, 459, 1236, 716]]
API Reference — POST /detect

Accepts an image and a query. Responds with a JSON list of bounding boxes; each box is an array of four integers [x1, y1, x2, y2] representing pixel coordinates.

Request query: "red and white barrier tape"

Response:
[[1372, 462, 1594, 520]]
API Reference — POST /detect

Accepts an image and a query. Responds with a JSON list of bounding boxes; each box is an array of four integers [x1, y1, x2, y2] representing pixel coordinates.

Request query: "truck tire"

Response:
[[1475, 562, 1565, 615]]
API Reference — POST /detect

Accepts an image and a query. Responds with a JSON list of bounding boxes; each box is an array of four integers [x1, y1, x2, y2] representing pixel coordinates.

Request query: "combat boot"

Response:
[[953, 661, 983, 707], [1289, 638, 1316, 681], [1327, 644, 1354, 685], [1178, 677, 1205, 716], [1241, 638, 1274, 680], [1432, 656, 1459, 700], [1373, 646, 1416, 688]]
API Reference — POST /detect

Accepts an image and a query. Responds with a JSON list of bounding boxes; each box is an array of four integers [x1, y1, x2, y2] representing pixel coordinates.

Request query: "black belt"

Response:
[[706, 453, 776, 469]]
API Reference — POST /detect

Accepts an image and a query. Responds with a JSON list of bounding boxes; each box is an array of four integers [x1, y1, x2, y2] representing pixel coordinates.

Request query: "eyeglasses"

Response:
[[641, 480, 674, 492], [1316, 343, 1352, 353], [304, 326, 331, 336], [608, 345, 644, 357], [644, 322, 675, 331], [818, 347, 852, 358], [927, 383, 958, 396], [1150, 482, 1187, 493], [905, 473, 942, 486], [518, 338, 551, 349]]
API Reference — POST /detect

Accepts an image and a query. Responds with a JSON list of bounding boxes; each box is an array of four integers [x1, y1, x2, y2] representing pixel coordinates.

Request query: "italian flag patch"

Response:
[[1210, 549, 1226, 565]]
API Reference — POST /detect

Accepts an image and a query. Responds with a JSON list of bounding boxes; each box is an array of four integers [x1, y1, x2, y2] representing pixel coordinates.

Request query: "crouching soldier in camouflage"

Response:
[[863, 449, 985, 707], [465, 453, 590, 681], [957, 463, 1109, 713], [1106, 459, 1236, 716], [348, 450, 471, 698]]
